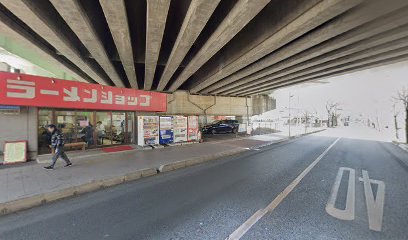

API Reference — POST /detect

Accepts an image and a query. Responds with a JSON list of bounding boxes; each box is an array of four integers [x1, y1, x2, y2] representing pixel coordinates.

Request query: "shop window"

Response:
[[38, 109, 135, 155], [55, 111, 76, 143], [76, 111, 95, 147]]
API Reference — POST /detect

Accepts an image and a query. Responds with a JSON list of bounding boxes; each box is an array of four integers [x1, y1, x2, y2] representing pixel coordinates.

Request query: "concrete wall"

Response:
[[165, 91, 254, 116], [165, 91, 276, 117], [0, 107, 38, 159], [252, 95, 277, 115]]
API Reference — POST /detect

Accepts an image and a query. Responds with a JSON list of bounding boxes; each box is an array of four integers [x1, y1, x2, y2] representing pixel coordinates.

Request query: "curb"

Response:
[[296, 128, 326, 138], [0, 167, 157, 216], [158, 148, 247, 173]]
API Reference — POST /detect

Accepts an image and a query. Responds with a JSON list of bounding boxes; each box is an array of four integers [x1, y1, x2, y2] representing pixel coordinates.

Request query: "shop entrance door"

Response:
[[112, 112, 126, 144], [96, 112, 112, 146], [126, 112, 135, 144]]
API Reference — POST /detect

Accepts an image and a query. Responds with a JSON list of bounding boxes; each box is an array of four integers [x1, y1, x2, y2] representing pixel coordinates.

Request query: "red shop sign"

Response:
[[0, 72, 167, 112]]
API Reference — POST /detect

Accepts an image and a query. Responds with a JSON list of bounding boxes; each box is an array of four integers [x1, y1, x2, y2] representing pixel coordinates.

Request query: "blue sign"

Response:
[[0, 105, 20, 110]]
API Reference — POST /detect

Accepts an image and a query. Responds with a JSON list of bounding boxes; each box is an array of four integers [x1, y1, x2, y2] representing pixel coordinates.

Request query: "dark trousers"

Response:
[[50, 146, 71, 167]]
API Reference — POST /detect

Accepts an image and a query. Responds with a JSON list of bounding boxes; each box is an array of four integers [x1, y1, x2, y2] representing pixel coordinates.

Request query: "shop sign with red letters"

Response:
[[0, 72, 167, 112]]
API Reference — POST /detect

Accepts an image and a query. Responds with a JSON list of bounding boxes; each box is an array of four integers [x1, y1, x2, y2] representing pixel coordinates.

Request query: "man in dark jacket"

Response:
[[44, 124, 72, 169]]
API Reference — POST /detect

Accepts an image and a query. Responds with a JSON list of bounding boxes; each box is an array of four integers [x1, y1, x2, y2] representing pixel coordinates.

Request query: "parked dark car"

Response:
[[202, 120, 239, 134]]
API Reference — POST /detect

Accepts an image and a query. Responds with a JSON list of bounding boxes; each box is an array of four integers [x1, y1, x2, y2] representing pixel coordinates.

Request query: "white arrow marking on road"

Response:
[[359, 170, 385, 232], [225, 137, 341, 240], [326, 167, 356, 220]]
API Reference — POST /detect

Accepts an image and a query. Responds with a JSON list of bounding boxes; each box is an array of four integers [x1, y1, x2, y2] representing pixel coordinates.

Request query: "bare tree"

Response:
[[325, 101, 339, 127], [392, 104, 400, 140], [394, 87, 408, 143]]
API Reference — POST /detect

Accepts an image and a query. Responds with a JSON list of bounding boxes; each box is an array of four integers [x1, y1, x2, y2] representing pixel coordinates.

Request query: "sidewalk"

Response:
[[394, 142, 408, 153], [0, 131, 315, 216]]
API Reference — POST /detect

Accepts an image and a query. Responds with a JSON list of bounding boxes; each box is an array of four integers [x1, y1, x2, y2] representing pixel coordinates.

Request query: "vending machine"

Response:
[[173, 116, 188, 143], [159, 116, 174, 145], [187, 116, 199, 142], [137, 116, 159, 146]]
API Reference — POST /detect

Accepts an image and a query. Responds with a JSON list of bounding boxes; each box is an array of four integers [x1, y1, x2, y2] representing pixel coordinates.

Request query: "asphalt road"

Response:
[[0, 135, 407, 240]]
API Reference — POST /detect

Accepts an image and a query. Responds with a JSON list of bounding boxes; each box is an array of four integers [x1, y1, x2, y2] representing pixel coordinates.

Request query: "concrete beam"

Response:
[[0, 18, 86, 82], [222, 22, 408, 95], [156, 0, 220, 91], [242, 47, 408, 95], [50, 0, 125, 87], [167, 0, 271, 92], [190, 0, 364, 93], [0, 0, 110, 85], [248, 53, 408, 95], [100, 0, 138, 88], [231, 36, 408, 95], [208, 3, 408, 94], [144, 0, 170, 90]]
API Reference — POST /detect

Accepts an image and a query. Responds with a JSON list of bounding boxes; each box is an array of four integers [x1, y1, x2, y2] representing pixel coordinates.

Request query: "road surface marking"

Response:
[[225, 137, 341, 240], [359, 170, 385, 232], [326, 167, 356, 220], [326, 168, 385, 232]]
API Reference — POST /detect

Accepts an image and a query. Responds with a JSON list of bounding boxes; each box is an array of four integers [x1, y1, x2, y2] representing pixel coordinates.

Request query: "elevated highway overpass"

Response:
[[0, 0, 407, 97]]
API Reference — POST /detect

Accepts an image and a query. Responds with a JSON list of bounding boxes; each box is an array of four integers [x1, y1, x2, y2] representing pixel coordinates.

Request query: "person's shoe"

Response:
[[64, 163, 73, 167], [44, 166, 54, 170]]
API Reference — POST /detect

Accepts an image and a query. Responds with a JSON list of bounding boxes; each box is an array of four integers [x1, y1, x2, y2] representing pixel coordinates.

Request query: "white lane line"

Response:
[[225, 137, 341, 240]]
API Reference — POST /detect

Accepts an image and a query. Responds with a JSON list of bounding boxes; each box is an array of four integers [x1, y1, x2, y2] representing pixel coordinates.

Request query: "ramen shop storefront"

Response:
[[38, 109, 136, 154], [0, 72, 167, 156]]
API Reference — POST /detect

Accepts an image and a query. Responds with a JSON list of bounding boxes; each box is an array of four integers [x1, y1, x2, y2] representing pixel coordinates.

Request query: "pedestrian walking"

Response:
[[44, 124, 72, 170]]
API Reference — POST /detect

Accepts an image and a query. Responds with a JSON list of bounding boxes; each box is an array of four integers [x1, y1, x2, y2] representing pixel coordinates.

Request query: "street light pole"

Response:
[[288, 93, 294, 137]]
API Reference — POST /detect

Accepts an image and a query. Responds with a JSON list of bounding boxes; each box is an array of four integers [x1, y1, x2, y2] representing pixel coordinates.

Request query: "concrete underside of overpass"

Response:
[[0, 0, 407, 97]]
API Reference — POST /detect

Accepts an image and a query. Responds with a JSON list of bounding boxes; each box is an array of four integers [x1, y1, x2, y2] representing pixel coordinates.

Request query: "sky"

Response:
[[266, 61, 408, 128]]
